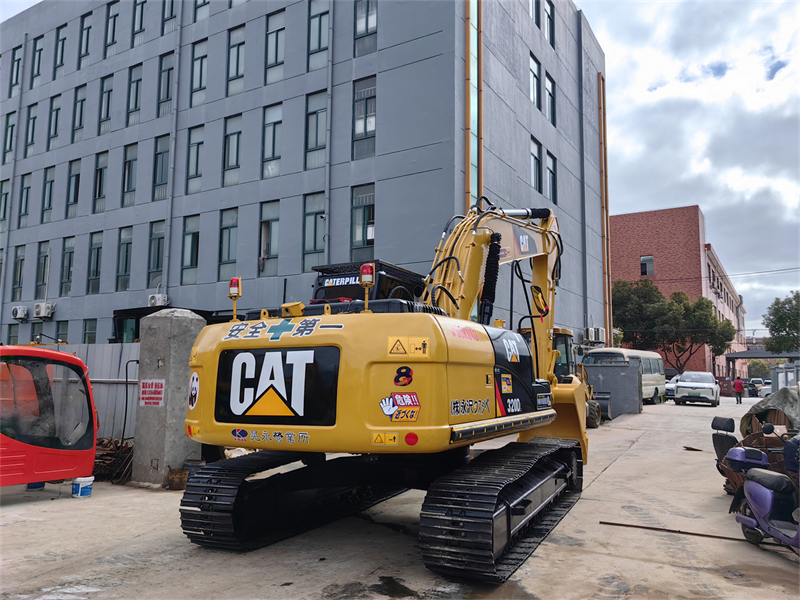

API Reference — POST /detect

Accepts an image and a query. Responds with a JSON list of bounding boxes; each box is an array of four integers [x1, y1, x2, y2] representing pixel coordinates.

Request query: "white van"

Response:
[[582, 348, 666, 404]]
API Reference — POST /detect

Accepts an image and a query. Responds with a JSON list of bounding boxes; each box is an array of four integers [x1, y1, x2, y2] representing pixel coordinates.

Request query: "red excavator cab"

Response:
[[0, 346, 97, 487]]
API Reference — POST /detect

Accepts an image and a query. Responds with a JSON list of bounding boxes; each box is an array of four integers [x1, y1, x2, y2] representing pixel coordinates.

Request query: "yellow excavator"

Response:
[[181, 199, 590, 582]]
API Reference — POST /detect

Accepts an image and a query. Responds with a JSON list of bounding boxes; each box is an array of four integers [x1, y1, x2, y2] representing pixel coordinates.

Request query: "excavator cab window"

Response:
[[0, 357, 93, 451], [553, 334, 574, 379]]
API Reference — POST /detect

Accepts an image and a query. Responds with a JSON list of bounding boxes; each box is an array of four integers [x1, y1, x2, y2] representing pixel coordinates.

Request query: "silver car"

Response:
[[673, 371, 720, 406]]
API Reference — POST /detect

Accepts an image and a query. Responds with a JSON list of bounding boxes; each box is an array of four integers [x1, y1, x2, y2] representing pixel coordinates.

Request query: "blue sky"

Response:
[[3, 0, 798, 335]]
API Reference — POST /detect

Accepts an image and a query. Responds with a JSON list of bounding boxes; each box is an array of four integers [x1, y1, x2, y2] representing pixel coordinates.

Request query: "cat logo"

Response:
[[503, 338, 520, 363], [229, 350, 314, 417]]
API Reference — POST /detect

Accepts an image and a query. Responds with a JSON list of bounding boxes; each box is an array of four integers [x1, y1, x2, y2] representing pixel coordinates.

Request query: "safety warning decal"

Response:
[[188, 372, 199, 410], [387, 337, 430, 358], [379, 392, 421, 422], [223, 318, 343, 342], [501, 374, 513, 394], [372, 431, 399, 446], [231, 428, 311, 444]]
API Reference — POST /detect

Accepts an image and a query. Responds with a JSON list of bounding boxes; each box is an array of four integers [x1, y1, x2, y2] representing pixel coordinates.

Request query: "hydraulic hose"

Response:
[[479, 233, 502, 325]]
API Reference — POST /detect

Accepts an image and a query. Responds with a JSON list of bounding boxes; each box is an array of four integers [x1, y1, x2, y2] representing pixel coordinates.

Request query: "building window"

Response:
[[545, 153, 557, 204], [352, 77, 376, 160], [162, 0, 176, 35], [531, 138, 542, 193], [306, 91, 327, 169], [303, 193, 325, 272], [641, 256, 654, 276], [148, 220, 165, 288], [12, 245, 25, 302], [531, 0, 541, 27], [99, 75, 113, 135], [0, 180, 6, 234], [195, 0, 210, 23], [79, 13, 92, 70], [182, 215, 200, 285], [227, 27, 245, 97], [35, 241, 49, 300], [132, 0, 146, 47], [308, 0, 329, 72], [3, 112, 15, 164], [157, 53, 174, 118], [31, 36, 44, 88], [93, 152, 108, 213], [259, 201, 279, 277], [121, 144, 137, 207], [30, 322, 43, 344], [219, 209, 238, 281], [351, 184, 375, 261], [42, 166, 54, 223], [56, 321, 68, 343], [127, 65, 142, 126], [265, 11, 285, 84], [262, 105, 281, 179], [83, 319, 97, 344], [544, 0, 554, 47], [18, 174, 31, 229], [8, 324, 19, 346], [61, 237, 75, 296], [153, 135, 169, 200], [9, 46, 22, 99], [106, 1, 120, 58], [87, 232, 103, 295], [230, 0, 248, 7], [117, 226, 132, 291], [66, 159, 80, 219], [530, 55, 540, 109], [47, 96, 60, 151], [354, 0, 377, 57], [54, 24, 67, 79], [72, 85, 86, 143], [223, 115, 241, 187], [186, 126, 203, 194], [545, 74, 556, 126], [191, 40, 208, 107]]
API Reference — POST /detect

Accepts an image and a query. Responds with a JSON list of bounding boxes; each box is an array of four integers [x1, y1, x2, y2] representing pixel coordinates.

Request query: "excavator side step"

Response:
[[419, 438, 581, 583], [180, 450, 406, 551]]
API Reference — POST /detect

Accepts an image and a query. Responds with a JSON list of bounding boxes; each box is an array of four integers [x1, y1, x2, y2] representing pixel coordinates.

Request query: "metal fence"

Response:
[[57, 343, 140, 440]]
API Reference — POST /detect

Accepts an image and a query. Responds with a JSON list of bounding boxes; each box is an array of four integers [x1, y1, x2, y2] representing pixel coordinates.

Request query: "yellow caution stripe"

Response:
[[450, 409, 558, 443]]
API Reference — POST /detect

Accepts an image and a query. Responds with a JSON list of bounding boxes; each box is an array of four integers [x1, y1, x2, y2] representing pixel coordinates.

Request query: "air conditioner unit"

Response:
[[11, 306, 28, 321], [34, 301, 56, 319], [584, 327, 606, 344], [148, 294, 169, 307]]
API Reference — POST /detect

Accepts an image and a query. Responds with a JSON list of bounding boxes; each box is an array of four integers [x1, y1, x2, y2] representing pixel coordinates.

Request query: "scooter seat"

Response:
[[746, 468, 795, 495]]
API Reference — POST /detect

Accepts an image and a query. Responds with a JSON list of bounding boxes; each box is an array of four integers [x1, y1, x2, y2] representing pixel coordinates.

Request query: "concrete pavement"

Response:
[[1, 395, 797, 600]]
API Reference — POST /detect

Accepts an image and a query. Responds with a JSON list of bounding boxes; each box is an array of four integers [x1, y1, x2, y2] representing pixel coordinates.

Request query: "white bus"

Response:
[[582, 348, 666, 404]]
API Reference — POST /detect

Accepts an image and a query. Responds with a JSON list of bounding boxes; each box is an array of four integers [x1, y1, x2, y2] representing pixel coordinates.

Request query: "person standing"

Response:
[[733, 376, 745, 404]]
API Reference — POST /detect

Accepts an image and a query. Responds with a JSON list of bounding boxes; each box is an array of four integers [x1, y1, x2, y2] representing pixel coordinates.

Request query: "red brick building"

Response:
[[609, 206, 747, 377]]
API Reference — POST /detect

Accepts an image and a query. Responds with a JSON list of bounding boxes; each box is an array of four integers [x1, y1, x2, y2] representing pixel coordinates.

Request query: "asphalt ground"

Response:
[[1, 395, 798, 600]]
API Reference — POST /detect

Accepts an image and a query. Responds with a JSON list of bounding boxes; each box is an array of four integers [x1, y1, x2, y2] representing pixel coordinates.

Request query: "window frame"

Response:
[[302, 193, 325, 272], [544, 0, 555, 47], [305, 91, 327, 169], [72, 85, 86, 143], [190, 40, 208, 107], [162, 0, 176, 35], [99, 75, 113, 132], [186, 126, 203, 194], [47, 96, 60, 150], [9, 46, 22, 96], [12, 245, 25, 302], [18, 173, 31, 229], [218, 208, 238, 281], [42, 166, 55, 220], [35, 241, 49, 300], [83, 319, 97, 344], [117, 226, 133, 291], [181, 215, 200, 285], [227, 26, 246, 96], [350, 184, 375, 262], [531, 138, 542, 193], [3, 112, 16, 164], [545, 152, 557, 204], [352, 77, 376, 160], [60, 237, 75, 296], [54, 24, 67, 78], [265, 10, 285, 84], [127, 64, 143, 125], [262, 104, 282, 179], [31, 36, 44, 85], [87, 231, 103, 295], [158, 52, 174, 117], [307, 0, 330, 71], [259, 200, 279, 277], [66, 159, 80, 218], [194, 0, 210, 24], [147, 220, 165, 288], [545, 73, 556, 126], [78, 13, 92, 68], [641, 256, 654, 276], [105, 1, 119, 57], [93, 151, 108, 213], [153, 135, 170, 200]]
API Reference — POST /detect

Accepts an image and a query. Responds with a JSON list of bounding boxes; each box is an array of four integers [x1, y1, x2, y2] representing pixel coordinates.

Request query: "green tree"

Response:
[[611, 280, 668, 350], [763, 290, 800, 353], [656, 292, 736, 372], [747, 359, 770, 379]]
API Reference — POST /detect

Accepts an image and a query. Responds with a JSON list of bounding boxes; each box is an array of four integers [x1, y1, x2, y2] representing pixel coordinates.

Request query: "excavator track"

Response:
[[180, 450, 406, 551], [419, 438, 580, 582]]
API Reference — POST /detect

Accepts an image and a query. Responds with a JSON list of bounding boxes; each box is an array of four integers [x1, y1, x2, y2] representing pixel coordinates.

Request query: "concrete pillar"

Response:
[[131, 308, 206, 486]]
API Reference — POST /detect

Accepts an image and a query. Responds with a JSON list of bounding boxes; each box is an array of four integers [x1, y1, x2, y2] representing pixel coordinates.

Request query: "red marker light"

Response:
[[359, 263, 375, 288], [229, 277, 241, 297], [405, 432, 418, 446]]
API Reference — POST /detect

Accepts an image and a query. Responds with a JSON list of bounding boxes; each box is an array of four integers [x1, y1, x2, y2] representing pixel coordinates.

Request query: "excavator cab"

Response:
[[0, 346, 97, 487], [552, 328, 576, 381]]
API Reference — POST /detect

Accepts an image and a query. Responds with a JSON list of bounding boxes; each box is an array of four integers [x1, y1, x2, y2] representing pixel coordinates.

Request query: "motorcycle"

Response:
[[726, 423, 799, 550]]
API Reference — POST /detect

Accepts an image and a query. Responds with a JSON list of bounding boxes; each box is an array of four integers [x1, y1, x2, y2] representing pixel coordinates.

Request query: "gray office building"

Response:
[[0, 0, 610, 346]]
